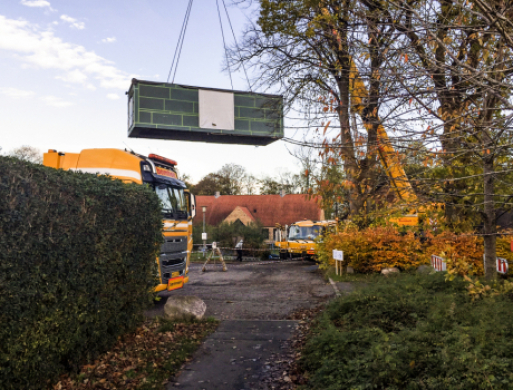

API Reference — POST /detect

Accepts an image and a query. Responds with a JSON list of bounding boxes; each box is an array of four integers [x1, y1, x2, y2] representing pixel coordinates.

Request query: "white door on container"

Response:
[[199, 89, 235, 131]]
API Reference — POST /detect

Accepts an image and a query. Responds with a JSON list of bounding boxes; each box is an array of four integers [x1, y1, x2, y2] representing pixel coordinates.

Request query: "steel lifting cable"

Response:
[[215, 0, 234, 90], [221, 0, 252, 92], [167, 0, 252, 91], [167, 0, 194, 83]]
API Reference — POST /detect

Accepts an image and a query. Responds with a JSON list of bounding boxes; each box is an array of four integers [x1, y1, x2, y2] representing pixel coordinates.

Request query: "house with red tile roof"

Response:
[[193, 194, 325, 242]]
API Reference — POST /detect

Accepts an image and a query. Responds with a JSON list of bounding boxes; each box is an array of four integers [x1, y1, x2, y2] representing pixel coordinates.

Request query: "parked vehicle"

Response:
[[275, 220, 337, 260], [43, 148, 195, 292]]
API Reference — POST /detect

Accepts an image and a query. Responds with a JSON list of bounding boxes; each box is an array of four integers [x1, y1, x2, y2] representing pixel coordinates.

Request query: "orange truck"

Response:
[[43, 148, 195, 293], [276, 220, 337, 260]]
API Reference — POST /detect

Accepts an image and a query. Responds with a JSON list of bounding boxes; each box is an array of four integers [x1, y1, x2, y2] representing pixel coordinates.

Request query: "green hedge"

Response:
[[0, 157, 163, 390], [192, 221, 266, 249]]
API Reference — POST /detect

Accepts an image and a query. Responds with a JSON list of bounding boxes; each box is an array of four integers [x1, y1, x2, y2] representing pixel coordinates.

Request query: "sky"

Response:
[[0, 0, 303, 182]]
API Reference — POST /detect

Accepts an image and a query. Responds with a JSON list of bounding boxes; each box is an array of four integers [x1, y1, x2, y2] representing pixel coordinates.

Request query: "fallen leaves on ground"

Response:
[[53, 318, 218, 390], [259, 306, 325, 389]]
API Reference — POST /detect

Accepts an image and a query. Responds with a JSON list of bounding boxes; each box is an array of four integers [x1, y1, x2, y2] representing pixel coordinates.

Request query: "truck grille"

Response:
[[159, 235, 187, 284], [161, 236, 187, 253], [162, 258, 184, 266]]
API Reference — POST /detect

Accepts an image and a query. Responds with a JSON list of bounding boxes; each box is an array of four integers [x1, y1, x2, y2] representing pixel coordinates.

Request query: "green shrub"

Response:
[[0, 157, 163, 390], [300, 274, 513, 389], [193, 221, 266, 249]]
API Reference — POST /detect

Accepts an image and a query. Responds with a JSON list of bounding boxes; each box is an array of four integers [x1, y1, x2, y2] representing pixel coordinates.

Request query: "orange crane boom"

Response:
[[348, 59, 420, 224]]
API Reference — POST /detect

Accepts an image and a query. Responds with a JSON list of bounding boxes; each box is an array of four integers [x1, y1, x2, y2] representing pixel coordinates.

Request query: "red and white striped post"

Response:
[[430, 255, 446, 272], [496, 257, 509, 274], [483, 255, 509, 274]]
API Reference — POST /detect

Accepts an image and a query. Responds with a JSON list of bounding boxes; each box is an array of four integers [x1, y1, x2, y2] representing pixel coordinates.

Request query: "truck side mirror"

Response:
[[190, 194, 196, 219]]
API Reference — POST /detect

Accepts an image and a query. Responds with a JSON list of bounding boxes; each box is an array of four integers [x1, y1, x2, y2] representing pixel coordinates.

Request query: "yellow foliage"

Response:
[[443, 251, 476, 281], [440, 235, 513, 300], [496, 234, 513, 263], [462, 275, 513, 301], [319, 226, 513, 278], [425, 231, 484, 275], [318, 226, 426, 272], [319, 224, 513, 302]]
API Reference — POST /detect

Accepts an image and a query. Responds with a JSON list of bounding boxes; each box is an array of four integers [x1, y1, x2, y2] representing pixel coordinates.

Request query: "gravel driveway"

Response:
[[147, 260, 348, 320]]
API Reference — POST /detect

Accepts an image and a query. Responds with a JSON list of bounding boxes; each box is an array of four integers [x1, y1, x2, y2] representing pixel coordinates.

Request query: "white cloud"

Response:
[[106, 93, 120, 100], [60, 14, 85, 30], [0, 15, 133, 91], [101, 37, 116, 44], [55, 68, 88, 84], [0, 87, 35, 99], [41, 95, 73, 107], [20, 0, 52, 8]]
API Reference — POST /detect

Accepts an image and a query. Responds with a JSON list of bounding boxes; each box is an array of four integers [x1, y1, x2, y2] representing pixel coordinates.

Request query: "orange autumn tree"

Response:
[[234, 0, 404, 224], [234, 0, 513, 280]]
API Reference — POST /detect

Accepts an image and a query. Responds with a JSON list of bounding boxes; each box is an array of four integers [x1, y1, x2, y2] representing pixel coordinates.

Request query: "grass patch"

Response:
[[299, 273, 513, 389], [326, 268, 383, 283], [53, 317, 218, 390]]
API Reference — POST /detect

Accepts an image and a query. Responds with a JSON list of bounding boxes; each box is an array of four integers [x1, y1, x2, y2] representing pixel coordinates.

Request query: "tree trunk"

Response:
[[337, 76, 360, 216], [483, 155, 497, 280]]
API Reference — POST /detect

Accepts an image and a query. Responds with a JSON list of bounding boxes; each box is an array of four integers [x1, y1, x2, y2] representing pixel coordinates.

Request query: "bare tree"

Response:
[[259, 176, 282, 194], [277, 169, 301, 194], [290, 145, 320, 192], [217, 163, 247, 195], [231, 0, 401, 220], [9, 145, 43, 164], [241, 173, 259, 195]]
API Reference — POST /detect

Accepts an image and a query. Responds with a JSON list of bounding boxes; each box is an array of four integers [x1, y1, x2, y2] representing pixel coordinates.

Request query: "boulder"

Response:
[[346, 266, 355, 274], [417, 265, 433, 274], [164, 296, 207, 321], [381, 267, 400, 276]]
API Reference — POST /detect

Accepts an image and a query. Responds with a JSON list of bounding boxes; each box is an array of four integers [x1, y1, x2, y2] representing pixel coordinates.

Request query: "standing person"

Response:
[[235, 239, 243, 262]]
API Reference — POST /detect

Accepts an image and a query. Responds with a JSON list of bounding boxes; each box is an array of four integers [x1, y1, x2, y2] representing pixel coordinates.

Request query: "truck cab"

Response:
[[276, 220, 337, 260], [43, 148, 195, 292]]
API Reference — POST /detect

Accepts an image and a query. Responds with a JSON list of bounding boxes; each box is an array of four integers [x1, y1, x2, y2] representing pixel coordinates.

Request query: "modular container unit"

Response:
[[127, 79, 284, 146]]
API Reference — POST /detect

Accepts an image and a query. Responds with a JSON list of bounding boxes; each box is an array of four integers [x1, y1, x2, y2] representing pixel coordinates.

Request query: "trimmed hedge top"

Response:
[[0, 157, 163, 390]]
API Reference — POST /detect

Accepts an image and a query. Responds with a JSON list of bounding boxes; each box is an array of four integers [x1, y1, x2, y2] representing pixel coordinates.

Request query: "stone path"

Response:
[[166, 320, 297, 390], [149, 261, 353, 389]]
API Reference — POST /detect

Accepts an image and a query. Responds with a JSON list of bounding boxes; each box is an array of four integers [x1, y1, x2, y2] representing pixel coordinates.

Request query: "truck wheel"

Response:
[[280, 252, 287, 259]]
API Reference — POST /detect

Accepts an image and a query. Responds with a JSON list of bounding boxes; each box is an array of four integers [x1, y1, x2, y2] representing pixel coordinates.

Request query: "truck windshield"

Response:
[[155, 184, 188, 219], [288, 225, 324, 241]]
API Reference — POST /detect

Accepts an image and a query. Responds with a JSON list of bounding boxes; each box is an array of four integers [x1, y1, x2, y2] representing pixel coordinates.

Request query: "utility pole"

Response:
[[202, 206, 207, 258]]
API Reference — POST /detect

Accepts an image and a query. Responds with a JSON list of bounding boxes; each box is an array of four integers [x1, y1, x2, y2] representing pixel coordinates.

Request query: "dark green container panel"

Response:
[[127, 79, 284, 146]]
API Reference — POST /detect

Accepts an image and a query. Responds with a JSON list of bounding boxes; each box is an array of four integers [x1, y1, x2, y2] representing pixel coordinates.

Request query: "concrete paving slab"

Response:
[[209, 320, 298, 341], [166, 320, 298, 390]]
